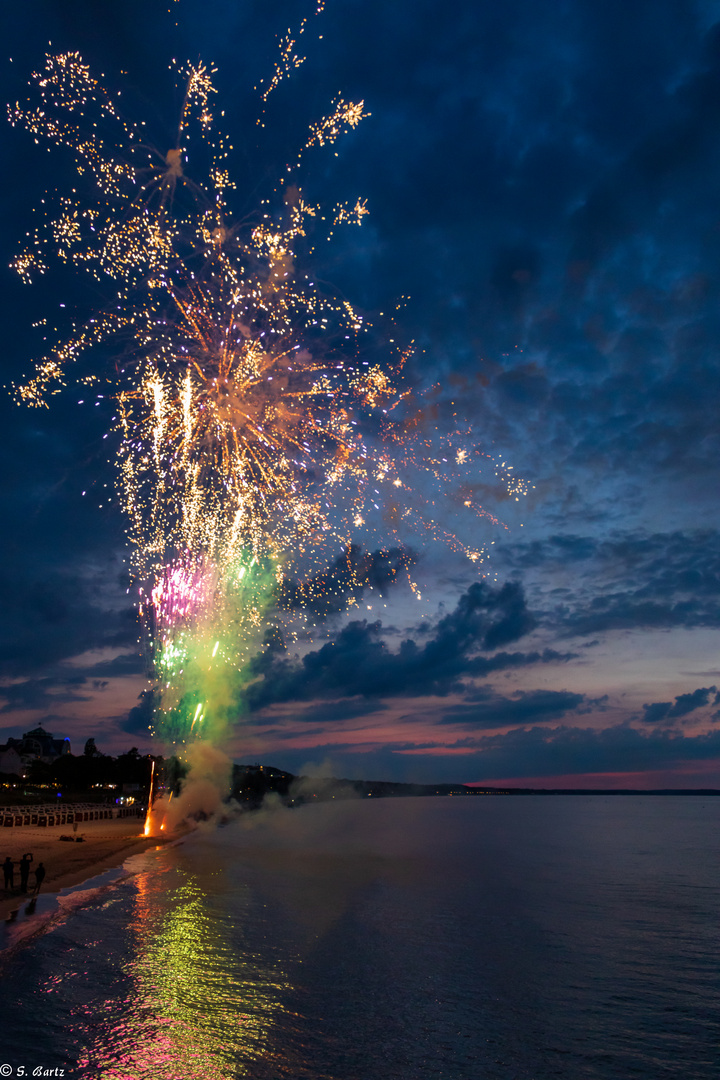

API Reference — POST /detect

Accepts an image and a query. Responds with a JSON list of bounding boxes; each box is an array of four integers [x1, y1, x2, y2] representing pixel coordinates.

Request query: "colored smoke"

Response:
[[151, 742, 233, 833]]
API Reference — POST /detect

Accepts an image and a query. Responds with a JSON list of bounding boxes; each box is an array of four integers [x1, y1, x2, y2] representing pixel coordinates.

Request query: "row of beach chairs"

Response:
[[1, 804, 144, 827]]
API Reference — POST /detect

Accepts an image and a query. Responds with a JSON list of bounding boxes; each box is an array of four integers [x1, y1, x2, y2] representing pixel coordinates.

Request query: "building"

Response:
[[1, 726, 71, 765]]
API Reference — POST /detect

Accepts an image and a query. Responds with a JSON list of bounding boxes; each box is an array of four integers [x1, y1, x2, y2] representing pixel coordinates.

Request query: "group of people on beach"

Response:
[[2, 854, 45, 894]]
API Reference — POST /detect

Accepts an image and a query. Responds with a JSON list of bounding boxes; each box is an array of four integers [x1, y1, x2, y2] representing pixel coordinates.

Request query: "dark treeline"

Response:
[[0, 742, 186, 805]]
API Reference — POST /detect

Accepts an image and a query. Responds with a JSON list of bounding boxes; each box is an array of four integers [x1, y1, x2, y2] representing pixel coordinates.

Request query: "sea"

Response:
[[0, 795, 718, 1080]]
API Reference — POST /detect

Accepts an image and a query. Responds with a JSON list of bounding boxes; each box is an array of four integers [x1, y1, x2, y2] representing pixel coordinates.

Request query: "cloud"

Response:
[[281, 545, 417, 619], [251, 721, 720, 785], [438, 688, 585, 729], [288, 9, 710, 398], [459, 722, 720, 780], [0, 568, 138, 676], [0, 674, 90, 713], [248, 580, 538, 707], [641, 684, 717, 724], [506, 529, 720, 591], [338, 12, 720, 516], [121, 688, 155, 735], [251, 698, 390, 729], [81, 652, 145, 678], [499, 530, 720, 636], [669, 685, 717, 717], [0, 649, 144, 719], [641, 701, 672, 725]]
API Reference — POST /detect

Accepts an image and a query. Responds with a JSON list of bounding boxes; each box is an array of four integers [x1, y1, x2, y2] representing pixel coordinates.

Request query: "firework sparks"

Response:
[[9, 36, 528, 757], [144, 758, 156, 836]]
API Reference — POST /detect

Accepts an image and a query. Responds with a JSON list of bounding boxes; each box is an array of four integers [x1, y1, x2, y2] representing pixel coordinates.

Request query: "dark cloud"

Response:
[[491, 246, 542, 309], [641, 685, 717, 724], [0, 674, 90, 713], [669, 685, 717, 717], [480, 582, 537, 649], [254, 699, 390, 729], [438, 689, 584, 729], [455, 722, 720, 781], [0, 651, 142, 734], [121, 689, 155, 735], [641, 702, 672, 725], [80, 652, 145, 678], [332, 5, 720, 500], [248, 581, 539, 708], [499, 530, 720, 636], [503, 529, 720, 593], [0, 567, 137, 676], [565, 25, 720, 277], [577, 694, 609, 714], [565, 599, 720, 637], [281, 545, 417, 620]]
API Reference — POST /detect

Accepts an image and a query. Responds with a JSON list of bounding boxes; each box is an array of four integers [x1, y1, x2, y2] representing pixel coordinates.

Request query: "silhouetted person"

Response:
[[34, 863, 46, 893], [19, 854, 32, 893], [3, 856, 14, 890]]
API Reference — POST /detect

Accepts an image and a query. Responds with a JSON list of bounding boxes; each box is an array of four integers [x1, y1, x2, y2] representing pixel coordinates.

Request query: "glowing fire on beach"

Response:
[[143, 759, 155, 837]]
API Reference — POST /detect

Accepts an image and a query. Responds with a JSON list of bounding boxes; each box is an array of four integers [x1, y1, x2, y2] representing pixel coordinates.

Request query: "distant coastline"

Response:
[[230, 764, 720, 802], [460, 787, 720, 795]]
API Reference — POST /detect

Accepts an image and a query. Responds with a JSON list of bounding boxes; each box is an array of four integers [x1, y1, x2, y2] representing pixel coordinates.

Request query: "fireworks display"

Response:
[[9, 24, 528, 754]]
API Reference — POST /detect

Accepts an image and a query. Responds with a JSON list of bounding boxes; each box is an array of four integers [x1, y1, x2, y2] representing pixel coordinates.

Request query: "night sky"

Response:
[[2, 0, 720, 787]]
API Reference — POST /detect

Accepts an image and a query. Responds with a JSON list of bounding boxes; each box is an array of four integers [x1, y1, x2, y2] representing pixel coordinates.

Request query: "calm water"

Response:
[[0, 796, 718, 1079]]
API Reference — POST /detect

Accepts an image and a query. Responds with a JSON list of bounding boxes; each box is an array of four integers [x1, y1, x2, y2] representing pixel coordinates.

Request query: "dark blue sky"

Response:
[[2, 0, 720, 786]]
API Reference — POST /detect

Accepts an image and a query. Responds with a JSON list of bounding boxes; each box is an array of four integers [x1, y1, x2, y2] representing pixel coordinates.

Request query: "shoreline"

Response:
[[0, 819, 183, 923]]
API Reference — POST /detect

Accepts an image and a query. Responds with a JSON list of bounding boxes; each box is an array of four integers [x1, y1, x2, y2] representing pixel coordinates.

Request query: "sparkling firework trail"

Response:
[[144, 758, 155, 836], [9, 19, 529, 756]]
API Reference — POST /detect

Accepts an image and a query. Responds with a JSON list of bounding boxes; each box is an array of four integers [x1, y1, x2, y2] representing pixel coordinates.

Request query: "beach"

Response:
[[0, 817, 177, 922]]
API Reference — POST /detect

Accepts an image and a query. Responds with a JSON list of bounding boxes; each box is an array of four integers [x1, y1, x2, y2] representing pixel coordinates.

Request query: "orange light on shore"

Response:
[[143, 760, 156, 836]]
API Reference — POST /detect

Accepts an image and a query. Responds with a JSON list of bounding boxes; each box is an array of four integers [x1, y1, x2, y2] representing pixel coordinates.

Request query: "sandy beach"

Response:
[[0, 817, 180, 922]]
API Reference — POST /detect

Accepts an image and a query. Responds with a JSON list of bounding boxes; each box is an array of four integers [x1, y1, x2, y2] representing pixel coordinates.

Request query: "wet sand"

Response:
[[0, 818, 180, 922]]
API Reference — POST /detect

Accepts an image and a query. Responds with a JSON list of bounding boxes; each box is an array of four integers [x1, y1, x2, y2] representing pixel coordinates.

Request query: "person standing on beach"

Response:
[[19, 853, 33, 893], [34, 862, 46, 893], [3, 856, 14, 890]]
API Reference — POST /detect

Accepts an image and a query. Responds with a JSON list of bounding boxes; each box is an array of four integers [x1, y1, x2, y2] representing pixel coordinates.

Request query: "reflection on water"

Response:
[[77, 857, 294, 1079]]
